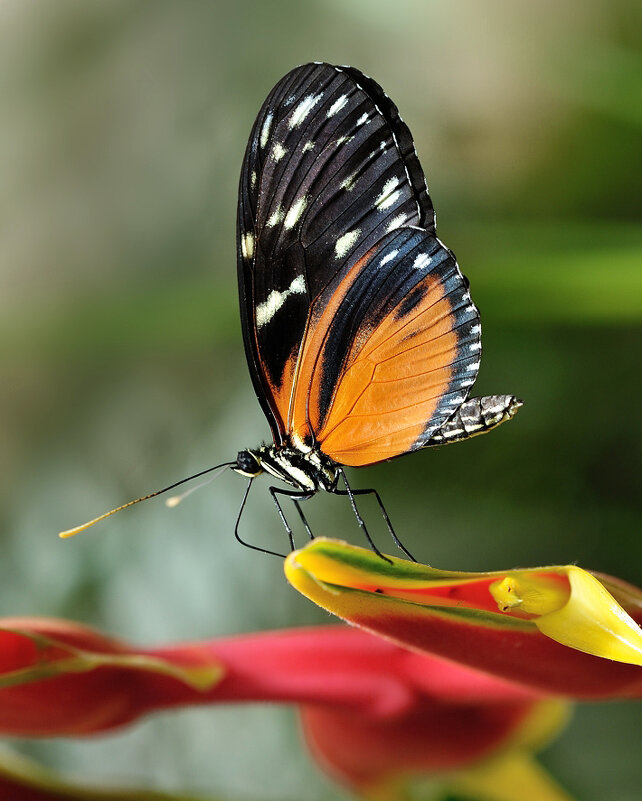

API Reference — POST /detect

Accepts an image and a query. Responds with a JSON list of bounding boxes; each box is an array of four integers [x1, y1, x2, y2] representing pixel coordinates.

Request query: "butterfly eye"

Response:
[[236, 450, 261, 476]]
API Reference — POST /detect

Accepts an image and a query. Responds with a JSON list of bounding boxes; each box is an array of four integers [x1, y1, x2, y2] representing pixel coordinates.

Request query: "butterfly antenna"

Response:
[[58, 461, 236, 539]]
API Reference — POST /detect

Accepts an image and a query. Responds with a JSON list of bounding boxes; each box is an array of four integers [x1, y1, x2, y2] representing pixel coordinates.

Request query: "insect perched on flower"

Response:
[[61, 63, 521, 558]]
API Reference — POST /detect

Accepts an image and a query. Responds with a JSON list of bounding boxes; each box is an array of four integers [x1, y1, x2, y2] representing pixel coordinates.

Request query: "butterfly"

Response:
[[60, 63, 521, 559], [231, 62, 521, 558]]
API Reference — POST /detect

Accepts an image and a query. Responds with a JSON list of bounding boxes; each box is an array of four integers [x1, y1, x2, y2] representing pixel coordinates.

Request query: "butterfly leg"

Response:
[[269, 487, 315, 550], [291, 496, 316, 540], [234, 478, 287, 558], [334, 469, 393, 564], [337, 485, 415, 561]]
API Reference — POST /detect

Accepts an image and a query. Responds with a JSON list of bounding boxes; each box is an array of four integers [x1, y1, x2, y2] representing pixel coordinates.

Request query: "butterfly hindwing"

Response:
[[237, 63, 436, 444], [288, 228, 481, 465]]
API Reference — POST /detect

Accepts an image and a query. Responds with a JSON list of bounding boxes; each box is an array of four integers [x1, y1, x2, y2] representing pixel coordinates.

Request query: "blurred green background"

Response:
[[1, 1, 640, 799]]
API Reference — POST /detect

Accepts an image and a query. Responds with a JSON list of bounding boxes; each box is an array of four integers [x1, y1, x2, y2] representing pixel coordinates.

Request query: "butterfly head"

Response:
[[234, 449, 264, 478]]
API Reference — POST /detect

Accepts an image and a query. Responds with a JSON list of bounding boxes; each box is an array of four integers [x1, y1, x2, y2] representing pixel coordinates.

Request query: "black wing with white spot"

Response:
[[237, 62, 439, 444]]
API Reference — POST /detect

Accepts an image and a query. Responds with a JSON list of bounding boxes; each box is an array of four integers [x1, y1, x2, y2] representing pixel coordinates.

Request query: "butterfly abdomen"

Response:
[[425, 395, 523, 447]]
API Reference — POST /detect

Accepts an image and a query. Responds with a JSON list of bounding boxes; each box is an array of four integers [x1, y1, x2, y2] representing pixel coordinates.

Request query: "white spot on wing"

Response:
[[413, 253, 432, 270], [469, 342, 481, 352], [375, 177, 402, 211], [241, 232, 254, 260], [289, 94, 323, 128], [471, 324, 481, 334], [272, 143, 287, 162], [289, 274, 306, 293], [284, 196, 308, 230], [256, 275, 307, 328], [260, 113, 273, 148], [302, 140, 315, 152], [327, 94, 348, 117], [266, 206, 284, 227], [357, 112, 370, 126], [335, 229, 360, 259], [341, 171, 358, 191], [250, 171, 257, 189], [466, 361, 481, 372], [380, 249, 399, 267], [386, 214, 407, 232]]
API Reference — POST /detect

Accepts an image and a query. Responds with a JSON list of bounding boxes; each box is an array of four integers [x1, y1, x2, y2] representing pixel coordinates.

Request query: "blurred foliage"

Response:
[[0, 1, 640, 800]]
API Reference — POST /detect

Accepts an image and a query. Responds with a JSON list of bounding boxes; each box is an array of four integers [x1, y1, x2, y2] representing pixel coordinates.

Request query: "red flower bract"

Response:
[[0, 618, 571, 796]]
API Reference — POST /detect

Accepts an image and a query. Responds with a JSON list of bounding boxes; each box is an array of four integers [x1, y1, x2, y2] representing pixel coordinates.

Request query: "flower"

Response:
[[284, 538, 642, 699], [0, 617, 571, 798]]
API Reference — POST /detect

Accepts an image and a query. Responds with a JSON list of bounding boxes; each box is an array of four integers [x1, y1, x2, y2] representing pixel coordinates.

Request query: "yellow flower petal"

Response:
[[534, 567, 642, 664]]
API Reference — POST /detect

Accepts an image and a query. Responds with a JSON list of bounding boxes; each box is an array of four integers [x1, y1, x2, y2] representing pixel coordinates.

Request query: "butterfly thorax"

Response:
[[233, 445, 338, 493]]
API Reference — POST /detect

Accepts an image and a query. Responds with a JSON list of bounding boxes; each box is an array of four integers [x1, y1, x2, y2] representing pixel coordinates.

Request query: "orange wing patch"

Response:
[[287, 245, 383, 445], [316, 272, 460, 466], [263, 346, 299, 433]]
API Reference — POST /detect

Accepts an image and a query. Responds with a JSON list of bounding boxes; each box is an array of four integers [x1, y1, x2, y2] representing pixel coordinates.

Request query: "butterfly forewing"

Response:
[[237, 63, 436, 441], [237, 62, 480, 464]]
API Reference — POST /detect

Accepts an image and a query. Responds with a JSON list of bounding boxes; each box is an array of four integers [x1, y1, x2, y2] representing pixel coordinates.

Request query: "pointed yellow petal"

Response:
[[534, 567, 642, 664]]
